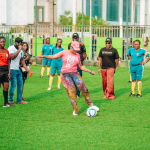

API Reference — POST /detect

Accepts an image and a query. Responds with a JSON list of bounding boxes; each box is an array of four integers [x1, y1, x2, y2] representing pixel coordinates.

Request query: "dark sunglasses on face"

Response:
[[106, 42, 111, 44]]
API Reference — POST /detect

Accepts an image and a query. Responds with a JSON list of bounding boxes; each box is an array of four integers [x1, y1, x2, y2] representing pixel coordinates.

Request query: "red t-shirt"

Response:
[[0, 48, 10, 66]]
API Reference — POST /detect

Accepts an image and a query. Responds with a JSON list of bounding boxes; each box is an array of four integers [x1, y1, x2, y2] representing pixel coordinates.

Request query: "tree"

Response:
[[59, 11, 72, 25], [59, 11, 109, 36], [59, 11, 107, 26]]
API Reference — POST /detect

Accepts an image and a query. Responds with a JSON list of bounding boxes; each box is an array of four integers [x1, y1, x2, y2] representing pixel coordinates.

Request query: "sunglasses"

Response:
[[106, 42, 111, 44]]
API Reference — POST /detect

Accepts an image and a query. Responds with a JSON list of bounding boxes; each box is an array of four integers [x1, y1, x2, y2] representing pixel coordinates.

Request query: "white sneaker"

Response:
[[77, 95, 80, 99], [90, 105, 99, 111], [73, 111, 78, 116], [57, 86, 60, 90], [47, 87, 51, 90]]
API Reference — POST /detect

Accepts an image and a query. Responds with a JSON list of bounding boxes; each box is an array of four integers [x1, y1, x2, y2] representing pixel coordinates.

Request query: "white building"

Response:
[[57, 0, 150, 26], [0, 0, 34, 25], [0, 0, 150, 26]]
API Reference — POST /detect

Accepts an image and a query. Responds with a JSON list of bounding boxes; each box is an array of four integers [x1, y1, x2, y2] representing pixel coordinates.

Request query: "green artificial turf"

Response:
[[0, 66, 150, 150]]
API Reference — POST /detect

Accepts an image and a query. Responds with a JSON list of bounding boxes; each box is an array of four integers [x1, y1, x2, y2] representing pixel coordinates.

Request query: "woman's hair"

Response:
[[22, 42, 29, 51], [46, 37, 50, 40], [0, 36, 6, 41], [56, 38, 62, 48], [133, 40, 141, 45]]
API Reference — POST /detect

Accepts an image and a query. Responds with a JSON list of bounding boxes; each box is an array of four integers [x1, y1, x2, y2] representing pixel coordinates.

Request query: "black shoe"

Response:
[[129, 93, 135, 96], [3, 103, 14, 107], [136, 94, 142, 97], [47, 75, 49, 78], [128, 81, 132, 83], [39, 75, 43, 78]]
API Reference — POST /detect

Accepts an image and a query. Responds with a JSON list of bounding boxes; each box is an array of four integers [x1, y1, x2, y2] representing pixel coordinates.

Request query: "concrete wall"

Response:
[[57, 0, 82, 23], [37, 0, 50, 22], [0, 0, 7, 24], [0, 0, 34, 25], [6, 0, 34, 25]]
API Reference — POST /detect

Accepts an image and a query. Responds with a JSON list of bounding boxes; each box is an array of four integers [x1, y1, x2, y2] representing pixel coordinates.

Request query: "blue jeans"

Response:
[[9, 70, 23, 103], [76, 67, 82, 96]]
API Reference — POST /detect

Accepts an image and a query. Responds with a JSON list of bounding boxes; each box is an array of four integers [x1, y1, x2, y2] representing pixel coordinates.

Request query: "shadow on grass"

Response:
[[115, 88, 130, 98], [141, 77, 149, 82], [141, 87, 150, 96], [78, 98, 112, 114], [27, 89, 67, 102]]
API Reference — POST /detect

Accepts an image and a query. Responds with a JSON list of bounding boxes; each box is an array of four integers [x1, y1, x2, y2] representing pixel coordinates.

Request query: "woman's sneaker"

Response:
[[90, 105, 99, 111], [57, 86, 60, 90], [3, 103, 14, 107], [136, 94, 142, 97], [47, 87, 51, 90], [73, 111, 78, 116]]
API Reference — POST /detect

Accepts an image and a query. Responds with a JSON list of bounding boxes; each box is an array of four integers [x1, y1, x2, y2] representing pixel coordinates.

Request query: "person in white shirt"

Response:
[[8, 37, 30, 104]]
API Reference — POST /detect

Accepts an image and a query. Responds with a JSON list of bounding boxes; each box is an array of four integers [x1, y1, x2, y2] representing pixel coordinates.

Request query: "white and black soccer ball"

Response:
[[86, 107, 97, 117]]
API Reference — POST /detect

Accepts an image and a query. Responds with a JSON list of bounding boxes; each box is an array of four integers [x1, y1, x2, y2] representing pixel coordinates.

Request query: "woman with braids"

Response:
[[20, 42, 32, 100], [37, 41, 99, 115], [47, 38, 64, 90], [0, 36, 14, 107]]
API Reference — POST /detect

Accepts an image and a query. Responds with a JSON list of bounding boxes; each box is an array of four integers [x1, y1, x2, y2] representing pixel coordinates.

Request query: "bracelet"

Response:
[[90, 70, 92, 74]]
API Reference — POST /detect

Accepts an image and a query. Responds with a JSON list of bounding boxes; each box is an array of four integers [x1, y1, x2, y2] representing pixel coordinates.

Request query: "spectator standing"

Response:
[[39, 38, 53, 78], [20, 42, 32, 100], [0, 36, 14, 107], [8, 37, 30, 104], [98, 38, 119, 99]]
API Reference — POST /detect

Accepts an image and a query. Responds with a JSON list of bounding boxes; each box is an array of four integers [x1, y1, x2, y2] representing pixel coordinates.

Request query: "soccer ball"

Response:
[[32, 62, 36, 66], [86, 107, 97, 117]]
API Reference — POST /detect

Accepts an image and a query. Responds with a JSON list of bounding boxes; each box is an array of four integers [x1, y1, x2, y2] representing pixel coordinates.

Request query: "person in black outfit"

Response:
[[98, 38, 119, 99]]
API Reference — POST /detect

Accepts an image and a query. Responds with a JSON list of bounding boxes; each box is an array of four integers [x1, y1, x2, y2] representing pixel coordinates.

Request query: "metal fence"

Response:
[[0, 25, 150, 62], [1, 25, 150, 37]]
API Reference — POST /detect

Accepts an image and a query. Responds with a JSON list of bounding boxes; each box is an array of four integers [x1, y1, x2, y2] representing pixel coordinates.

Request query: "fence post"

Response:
[[35, 0, 37, 64], [126, 0, 129, 67]]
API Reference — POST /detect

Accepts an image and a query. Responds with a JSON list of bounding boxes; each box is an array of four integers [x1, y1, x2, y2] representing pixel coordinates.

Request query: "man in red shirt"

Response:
[[0, 36, 14, 107]]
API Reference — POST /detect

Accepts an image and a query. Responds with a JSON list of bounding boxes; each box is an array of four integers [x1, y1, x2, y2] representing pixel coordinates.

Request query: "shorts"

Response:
[[42, 58, 51, 66], [22, 72, 28, 80], [130, 65, 144, 81], [51, 60, 62, 75], [51, 65, 62, 75], [0, 66, 9, 83]]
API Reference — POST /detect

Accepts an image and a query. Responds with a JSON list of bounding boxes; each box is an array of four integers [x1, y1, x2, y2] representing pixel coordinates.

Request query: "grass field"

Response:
[[0, 65, 150, 150]]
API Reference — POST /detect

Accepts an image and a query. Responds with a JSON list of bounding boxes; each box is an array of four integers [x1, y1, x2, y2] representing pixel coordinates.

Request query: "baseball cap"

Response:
[[72, 33, 79, 38], [15, 37, 23, 43], [71, 41, 80, 51], [105, 38, 112, 43]]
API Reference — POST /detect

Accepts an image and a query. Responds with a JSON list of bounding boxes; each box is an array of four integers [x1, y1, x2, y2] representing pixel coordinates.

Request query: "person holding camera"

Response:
[[8, 37, 30, 104]]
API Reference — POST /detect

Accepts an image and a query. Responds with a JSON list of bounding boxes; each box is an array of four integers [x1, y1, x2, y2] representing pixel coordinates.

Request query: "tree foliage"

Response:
[[59, 11, 72, 25], [59, 11, 107, 25]]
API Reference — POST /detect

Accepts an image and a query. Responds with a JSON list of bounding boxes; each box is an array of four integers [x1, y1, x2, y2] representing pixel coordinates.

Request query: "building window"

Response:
[[86, 0, 102, 19], [106, 0, 119, 21], [135, 0, 140, 23], [123, 0, 131, 22], [34, 6, 44, 22], [39, 8, 43, 22]]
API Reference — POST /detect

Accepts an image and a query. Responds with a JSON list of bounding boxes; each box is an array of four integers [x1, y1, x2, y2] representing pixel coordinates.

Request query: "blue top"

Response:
[[41, 44, 53, 55], [52, 46, 64, 61], [127, 48, 150, 66]]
